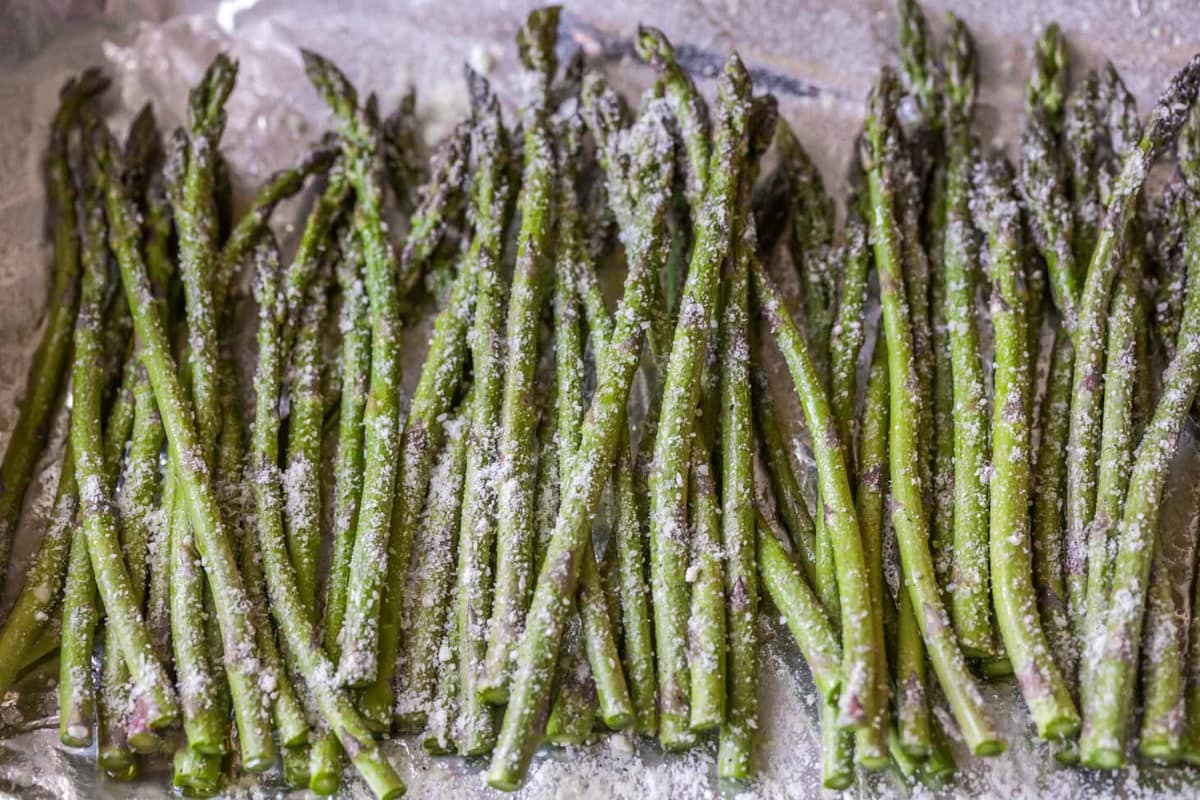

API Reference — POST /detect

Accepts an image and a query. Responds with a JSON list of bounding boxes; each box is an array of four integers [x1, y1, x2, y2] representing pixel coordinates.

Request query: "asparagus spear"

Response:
[[856, 334, 892, 769], [0, 71, 107, 589], [485, 86, 674, 790], [939, 17, 993, 657], [976, 153, 1080, 739], [480, 7, 559, 704], [556, 108, 639, 733], [685, 443, 725, 732], [646, 56, 750, 751], [399, 123, 470, 298], [863, 67, 1002, 755], [1065, 56, 1200, 665], [1030, 331, 1077, 684], [247, 238, 405, 799], [453, 70, 512, 756], [303, 50, 405, 691], [322, 225, 369, 665]]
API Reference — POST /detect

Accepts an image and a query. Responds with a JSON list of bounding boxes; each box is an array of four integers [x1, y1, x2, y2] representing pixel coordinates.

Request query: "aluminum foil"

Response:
[[2, 0, 1200, 797]]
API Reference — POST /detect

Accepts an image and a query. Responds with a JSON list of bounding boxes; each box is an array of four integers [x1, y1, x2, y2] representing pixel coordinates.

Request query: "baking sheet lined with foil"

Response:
[[3, 1, 1200, 797]]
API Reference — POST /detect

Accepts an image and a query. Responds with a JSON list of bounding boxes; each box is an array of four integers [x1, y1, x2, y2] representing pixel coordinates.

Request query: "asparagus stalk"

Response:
[[855, 334, 891, 768], [686, 443, 725, 732], [247, 238, 405, 799], [399, 123, 470, 297], [1065, 56, 1200, 663], [481, 7, 559, 703], [485, 89, 674, 790], [558, 109, 641, 733], [0, 71, 107, 588], [976, 153, 1080, 739], [323, 225, 370, 664], [862, 68, 1002, 755], [939, 17, 993, 657], [303, 51, 405, 692], [1030, 331, 1077, 683], [1081, 261, 1141, 655], [60, 521, 98, 747], [1020, 25, 1079, 332], [453, 71, 512, 756]]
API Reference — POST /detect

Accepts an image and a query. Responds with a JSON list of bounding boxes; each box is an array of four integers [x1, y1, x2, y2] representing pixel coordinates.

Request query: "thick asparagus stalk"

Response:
[[481, 7, 559, 703], [939, 18, 993, 657], [977, 153, 1080, 739], [453, 71, 512, 756]]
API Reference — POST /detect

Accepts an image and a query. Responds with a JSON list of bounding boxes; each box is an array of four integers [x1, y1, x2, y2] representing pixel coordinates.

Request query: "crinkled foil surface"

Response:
[[2, 0, 1200, 797]]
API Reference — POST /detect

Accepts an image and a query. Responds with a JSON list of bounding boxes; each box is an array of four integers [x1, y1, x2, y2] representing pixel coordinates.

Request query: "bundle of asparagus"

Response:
[[3, 3, 1200, 796]]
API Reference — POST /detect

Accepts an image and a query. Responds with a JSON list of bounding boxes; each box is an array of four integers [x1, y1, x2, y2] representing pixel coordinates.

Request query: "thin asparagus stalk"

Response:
[[635, 25, 710, 214], [752, 351, 817, 584], [453, 71, 512, 756], [928, 164, 956, 592], [213, 141, 339, 315], [1065, 56, 1200, 665], [686, 444, 725, 731], [323, 225, 369, 664], [1064, 70, 1105, 281], [546, 136, 597, 736], [303, 50, 405, 691], [559, 110, 642, 734], [247, 238, 405, 799], [1082, 261, 1140, 657], [862, 68, 1002, 755], [399, 123, 470, 297], [647, 56, 750, 752], [0, 71, 107, 588], [940, 18, 993, 657], [1139, 502, 1195, 762], [485, 91, 674, 791], [1079, 137, 1200, 771], [829, 198, 871, 481], [1030, 331, 1077, 683], [0, 448, 77, 696], [977, 153, 1080, 740], [381, 87, 423, 215], [717, 177, 761, 779], [60, 524, 97, 747], [283, 265, 331, 616], [856, 335, 891, 769], [481, 7, 559, 703], [894, 567, 930, 758]]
